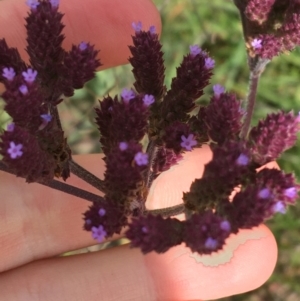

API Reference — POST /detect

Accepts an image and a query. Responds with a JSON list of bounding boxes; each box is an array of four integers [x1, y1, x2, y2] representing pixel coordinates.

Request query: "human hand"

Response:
[[0, 1, 277, 300]]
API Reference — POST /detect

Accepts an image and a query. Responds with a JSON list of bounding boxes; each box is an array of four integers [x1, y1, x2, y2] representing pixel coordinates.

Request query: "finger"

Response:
[[0, 153, 111, 273], [0, 224, 277, 301], [0, 147, 209, 272], [0, 0, 161, 69], [0, 148, 204, 273], [0, 147, 279, 273], [146, 145, 279, 213]]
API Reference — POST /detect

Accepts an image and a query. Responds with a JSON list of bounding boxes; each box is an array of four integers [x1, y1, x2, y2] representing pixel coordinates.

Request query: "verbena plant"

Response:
[[0, 0, 299, 255]]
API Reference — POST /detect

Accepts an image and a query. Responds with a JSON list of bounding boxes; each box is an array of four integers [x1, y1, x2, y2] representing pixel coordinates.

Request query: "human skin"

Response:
[[0, 0, 278, 300]]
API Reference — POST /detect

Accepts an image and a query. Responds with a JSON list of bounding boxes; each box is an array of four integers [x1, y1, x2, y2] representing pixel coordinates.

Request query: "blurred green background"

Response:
[[1, 0, 300, 300]]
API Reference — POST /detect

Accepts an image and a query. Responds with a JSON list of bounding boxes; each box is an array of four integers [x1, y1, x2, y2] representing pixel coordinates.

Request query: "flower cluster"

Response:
[[0, 0, 100, 182], [234, 0, 300, 60], [0, 0, 299, 255]]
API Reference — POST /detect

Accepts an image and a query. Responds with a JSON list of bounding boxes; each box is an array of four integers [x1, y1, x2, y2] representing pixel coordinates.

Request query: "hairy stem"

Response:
[[0, 161, 103, 203], [240, 71, 261, 139], [146, 203, 185, 217], [145, 140, 159, 189], [70, 159, 105, 192]]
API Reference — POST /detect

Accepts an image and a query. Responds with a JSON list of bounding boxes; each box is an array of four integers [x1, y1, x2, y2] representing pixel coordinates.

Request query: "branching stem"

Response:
[[0, 161, 103, 203], [240, 71, 261, 139], [146, 203, 185, 217], [69, 159, 105, 192], [145, 140, 159, 189]]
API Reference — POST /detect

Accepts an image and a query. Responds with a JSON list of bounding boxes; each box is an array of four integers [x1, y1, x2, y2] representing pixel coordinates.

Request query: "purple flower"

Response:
[[132, 21, 142, 33], [220, 220, 231, 232], [121, 88, 135, 103], [126, 214, 183, 254], [180, 134, 197, 151], [79, 41, 88, 51], [2, 67, 16, 81], [284, 187, 298, 199], [40, 114, 52, 123], [248, 111, 300, 165], [189, 45, 202, 57], [236, 153, 249, 166], [149, 25, 156, 34], [19, 85, 28, 95], [6, 123, 15, 132], [22, 68, 38, 83], [26, 0, 40, 10], [119, 142, 128, 151], [258, 188, 271, 199], [272, 201, 286, 214], [251, 38, 262, 50], [142, 226, 148, 233], [143, 94, 155, 106], [98, 208, 106, 217], [213, 84, 225, 97], [134, 152, 148, 166], [7, 142, 23, 159], [204, 237, 218, 250], [204, 57, 215, 69], [50, 0, 59, 8], [91, 225, 107, 242]]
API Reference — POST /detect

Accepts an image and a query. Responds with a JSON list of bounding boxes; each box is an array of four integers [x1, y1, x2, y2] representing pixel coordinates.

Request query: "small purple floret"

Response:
[[143, 94, 155, 106], [149, 25, 156, 34], [119, 142, 128, 151], [50, 0, 59, 8], [19, 85, 28, 95], [204, 57, 215, 69], [7, 142, 23, 159], [22, 68, 38, 83], [134, 152, 149, 166], [121, 88, 135, 103], [204, 237, 218, 250], [284, 187, 297, 199], [236, 153, 249, 166], [180, 134, 197, 151], [6, 123, 15, 132], [40, 114, 52, 123], [258, 188, 271, 199], [251, 38, 262, 50], [79, 42, 88, 51], [98, 208, 106, 217], [142, 226, 148, 233], [2, 67, 16, 81], [91, 225, 107, 242], [220, 220, 231, 232], [189, 45, 202, 57], [132, 21, 142, 33], [272, 201, 286, 214], [213, 84, 225, 97], [26, 0, 40, 10], [85, 219, 92, 225]]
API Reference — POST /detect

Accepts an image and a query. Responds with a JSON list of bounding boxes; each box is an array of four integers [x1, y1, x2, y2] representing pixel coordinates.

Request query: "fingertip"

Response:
[[146, 146, 213, 211], [143, 225, 277, 300]]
